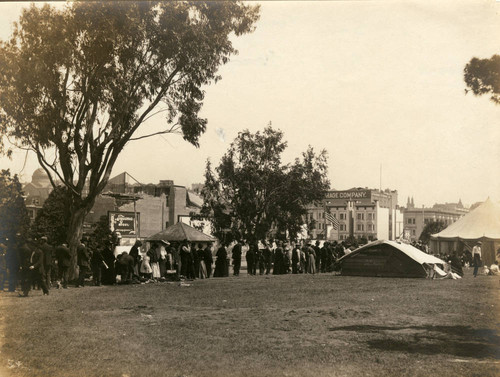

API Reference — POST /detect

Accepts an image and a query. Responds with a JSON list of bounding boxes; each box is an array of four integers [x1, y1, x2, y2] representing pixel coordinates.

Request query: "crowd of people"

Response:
[[1, 235, 499, 296]]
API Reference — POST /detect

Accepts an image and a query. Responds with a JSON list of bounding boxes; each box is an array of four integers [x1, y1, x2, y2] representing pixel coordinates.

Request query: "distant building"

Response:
[[191, 183, 204, 195], [23, 168, 53, 222], [307, 188, 403, 242], [402, 197, 469, 241], [104, 172, 203, 241]]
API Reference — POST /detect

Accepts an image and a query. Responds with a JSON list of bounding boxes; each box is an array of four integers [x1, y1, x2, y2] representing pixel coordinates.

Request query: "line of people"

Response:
[[1, 234, 353, 296], [231, 239, 347, 276]]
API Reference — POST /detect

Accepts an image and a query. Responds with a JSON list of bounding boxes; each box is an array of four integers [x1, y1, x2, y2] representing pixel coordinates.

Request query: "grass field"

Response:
[[1, 269, 499, 377]]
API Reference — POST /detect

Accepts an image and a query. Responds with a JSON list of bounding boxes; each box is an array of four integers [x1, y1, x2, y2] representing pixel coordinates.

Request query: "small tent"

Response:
[[338, 240, 446, 278], [147, 221, 215, 243], [430, 198, 500, 266]]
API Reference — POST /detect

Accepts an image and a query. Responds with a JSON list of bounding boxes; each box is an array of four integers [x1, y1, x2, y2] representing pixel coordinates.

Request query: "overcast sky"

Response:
[[0, 1, 499, 208]]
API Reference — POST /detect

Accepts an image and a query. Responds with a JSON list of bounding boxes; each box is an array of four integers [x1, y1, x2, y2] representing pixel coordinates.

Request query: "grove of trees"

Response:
[[0, 1, 260, 262], [200, 127, 330, 244]]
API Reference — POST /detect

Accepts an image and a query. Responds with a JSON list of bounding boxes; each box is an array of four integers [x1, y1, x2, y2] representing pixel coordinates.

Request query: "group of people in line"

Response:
[[231, 239, 347, 276], [1, 235, 499, 296]]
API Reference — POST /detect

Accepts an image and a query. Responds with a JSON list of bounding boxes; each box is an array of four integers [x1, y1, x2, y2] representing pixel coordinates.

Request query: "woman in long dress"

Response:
[[307, 245, 316, 274], [214, 243, 227, 277], [148, 244, 161, 279], [140, 253, 152, 280], [197, 244, 207, 279]]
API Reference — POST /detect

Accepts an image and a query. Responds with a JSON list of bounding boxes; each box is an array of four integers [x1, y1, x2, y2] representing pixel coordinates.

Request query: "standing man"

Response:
[[76, 242, 90, 287], [91, 247, 104, 286], [232, 240, 242, 276], [39, 236, 54, 290], [291, 242, 300, 274], [28, 240, 49, 295], [263, 241, 272, 275], [314, 241, 321, 273], [204, 242, 213, 278], [472, 241, 482, 278], [56, 243, 71, 289], [129, 240, 142, 278], [18, 240, 33, 296], [245, 243, 255, 276]]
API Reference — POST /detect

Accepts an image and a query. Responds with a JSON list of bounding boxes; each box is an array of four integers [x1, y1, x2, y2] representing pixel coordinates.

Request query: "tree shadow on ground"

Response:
[[328, 325, 500, 359]]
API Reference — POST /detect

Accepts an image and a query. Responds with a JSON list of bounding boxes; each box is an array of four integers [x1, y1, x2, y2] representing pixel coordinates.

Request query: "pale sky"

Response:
[[0, 1, 499, 208]]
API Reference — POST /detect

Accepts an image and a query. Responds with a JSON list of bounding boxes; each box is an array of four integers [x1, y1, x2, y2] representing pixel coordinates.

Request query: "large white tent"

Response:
[[430, 198, 500, 265]]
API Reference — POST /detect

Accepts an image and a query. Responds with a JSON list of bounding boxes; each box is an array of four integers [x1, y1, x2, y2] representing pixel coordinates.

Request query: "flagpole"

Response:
[[324, 201, 327, 240]]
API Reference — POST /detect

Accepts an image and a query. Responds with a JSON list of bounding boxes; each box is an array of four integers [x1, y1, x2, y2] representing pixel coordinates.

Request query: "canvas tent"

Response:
[[430, 198, 500, 266], [146, 221, 215, 243], [338, 240, 446, 278]]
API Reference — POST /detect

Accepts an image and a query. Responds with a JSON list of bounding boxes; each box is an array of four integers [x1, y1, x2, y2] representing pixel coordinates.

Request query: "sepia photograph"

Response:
[[0, 1, 499, 376]]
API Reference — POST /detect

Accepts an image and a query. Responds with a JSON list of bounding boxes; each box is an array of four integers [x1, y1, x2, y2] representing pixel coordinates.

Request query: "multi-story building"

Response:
[[403, 197, 469, 241], [23, 168, 55, 222], [307, 188, 403, 242]]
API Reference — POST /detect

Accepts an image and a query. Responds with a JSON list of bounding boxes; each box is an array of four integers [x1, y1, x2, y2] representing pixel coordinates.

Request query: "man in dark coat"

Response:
[[232, 240, 242, 276], [245, 244, 255, 276], [91, 247, 105, 286], [28, 240, 49, 295], [273, 241, 284, 275], [76, 242, 90, 287], [262, 241, 272, 275], [56, 243, 71, 288], [204, 242, 213, 278], [129, 240, 142, 278], [320, 242, 329, 273], [291, 242, 300, 274], [18, 240, 33, 296], [314, 241, 321, 273], [39, 236, 54, 289]]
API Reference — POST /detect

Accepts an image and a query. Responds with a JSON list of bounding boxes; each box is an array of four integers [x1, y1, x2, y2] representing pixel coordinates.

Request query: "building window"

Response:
[[407, 218, 415, 225], [339, 213, 346, 220], [340, 224, 346, 231], [357, 213, 364, 220], [357, 224, 364, 231], [367, 213, 376, 220]]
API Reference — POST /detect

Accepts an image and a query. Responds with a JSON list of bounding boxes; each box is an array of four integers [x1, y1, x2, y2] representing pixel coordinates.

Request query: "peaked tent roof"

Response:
[[146, 222, 215, 242], [431, 198, 500, 240], [339, 240, 445, 265]]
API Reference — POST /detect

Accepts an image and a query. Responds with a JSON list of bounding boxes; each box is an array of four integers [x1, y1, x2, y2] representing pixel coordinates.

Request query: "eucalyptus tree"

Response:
[[0, 1, 259, 258]]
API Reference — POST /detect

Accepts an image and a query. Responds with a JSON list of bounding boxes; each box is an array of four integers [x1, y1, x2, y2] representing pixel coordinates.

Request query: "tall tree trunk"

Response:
[[67, 207, 89, 280]]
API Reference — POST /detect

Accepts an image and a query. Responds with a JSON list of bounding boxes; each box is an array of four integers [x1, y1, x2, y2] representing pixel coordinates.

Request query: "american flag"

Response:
[[325, 211, 340, 230]]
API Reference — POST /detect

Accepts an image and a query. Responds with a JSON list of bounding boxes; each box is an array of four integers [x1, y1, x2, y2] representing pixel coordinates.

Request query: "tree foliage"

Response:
[[201, 127, 330, 243], [0, 170, 30, 243], [0, 1, 259, 251], [30, 186, 72, 245], [87, 215, 118, 253], [419, 220, 447, 245], [464, 54, 500, 105]]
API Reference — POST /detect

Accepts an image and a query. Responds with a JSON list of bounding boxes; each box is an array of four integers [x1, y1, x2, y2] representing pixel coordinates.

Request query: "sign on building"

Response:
[[325, 190, 372, 201], [109, 211, 139, 236]]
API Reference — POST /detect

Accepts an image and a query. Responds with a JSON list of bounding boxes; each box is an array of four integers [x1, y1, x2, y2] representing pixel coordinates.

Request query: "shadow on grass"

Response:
[[328, 325, 500, 359]]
